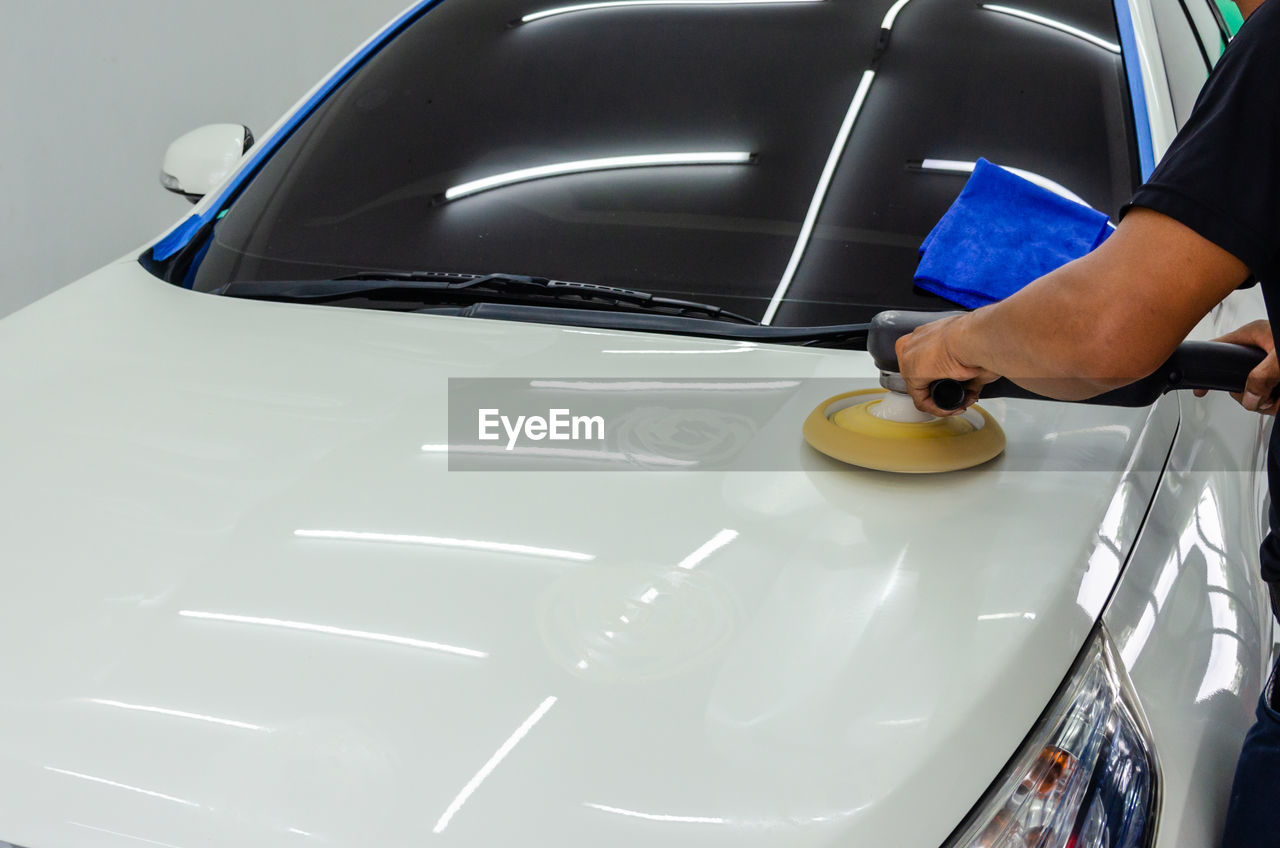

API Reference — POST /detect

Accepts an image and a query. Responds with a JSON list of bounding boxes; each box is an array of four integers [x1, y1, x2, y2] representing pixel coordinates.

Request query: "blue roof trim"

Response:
[[1114, 0, 1156, 180], [151, 0, 447, 263]]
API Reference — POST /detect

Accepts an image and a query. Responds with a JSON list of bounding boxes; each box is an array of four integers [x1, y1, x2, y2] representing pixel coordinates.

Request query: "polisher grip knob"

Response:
[[929, 379, 969, 411]]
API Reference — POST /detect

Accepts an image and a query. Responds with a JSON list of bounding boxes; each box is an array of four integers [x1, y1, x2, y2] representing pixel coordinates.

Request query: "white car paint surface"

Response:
[[0, 0, 1273, 846], [0, 262, 1222, 847]]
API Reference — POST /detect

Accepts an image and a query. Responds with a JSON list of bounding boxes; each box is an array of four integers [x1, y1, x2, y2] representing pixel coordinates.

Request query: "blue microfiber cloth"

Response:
[[913, 158, 1113, 309]]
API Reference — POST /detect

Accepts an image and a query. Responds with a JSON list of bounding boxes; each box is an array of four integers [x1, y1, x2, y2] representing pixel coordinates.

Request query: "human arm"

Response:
[[894, 207, 1252, 416]]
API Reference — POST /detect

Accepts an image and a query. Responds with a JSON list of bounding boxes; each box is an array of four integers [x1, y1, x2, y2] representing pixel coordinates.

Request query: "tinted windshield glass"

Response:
[[189, 0, 1137, 325]]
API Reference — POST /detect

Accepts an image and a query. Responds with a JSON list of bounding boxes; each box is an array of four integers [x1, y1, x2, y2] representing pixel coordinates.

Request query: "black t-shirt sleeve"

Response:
[[1123, 1, 1280, 279]]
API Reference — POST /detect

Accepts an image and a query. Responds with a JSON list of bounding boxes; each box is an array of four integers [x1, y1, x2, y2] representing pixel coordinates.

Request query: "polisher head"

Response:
[[803, 388, 1005, 474]]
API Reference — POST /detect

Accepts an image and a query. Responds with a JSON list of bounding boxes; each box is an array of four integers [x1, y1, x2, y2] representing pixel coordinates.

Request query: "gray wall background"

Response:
[[0, 0, 408, 318]]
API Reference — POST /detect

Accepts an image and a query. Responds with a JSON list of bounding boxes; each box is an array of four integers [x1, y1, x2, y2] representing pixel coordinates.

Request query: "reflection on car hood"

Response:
[[0, 264, 1175, 848]]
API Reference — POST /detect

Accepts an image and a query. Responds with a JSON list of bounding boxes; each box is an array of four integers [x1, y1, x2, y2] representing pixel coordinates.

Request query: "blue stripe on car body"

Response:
[[1113, 0, 1157, 180], [151, 0, 448, 264]]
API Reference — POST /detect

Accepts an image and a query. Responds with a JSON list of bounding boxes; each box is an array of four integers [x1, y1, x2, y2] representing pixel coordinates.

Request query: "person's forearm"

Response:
[[949, 253, 1164, 400], [941, 209, 1248, 401], [894, 209, 1252, 413]]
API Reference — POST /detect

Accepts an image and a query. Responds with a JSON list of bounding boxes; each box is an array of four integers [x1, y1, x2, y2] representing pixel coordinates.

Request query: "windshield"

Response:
[[185, 0, 1138, 326]]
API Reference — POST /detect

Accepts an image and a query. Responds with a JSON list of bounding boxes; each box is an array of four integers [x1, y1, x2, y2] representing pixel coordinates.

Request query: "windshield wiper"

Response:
[[216, 271, 758, 325], [438, 303, 873, 348]]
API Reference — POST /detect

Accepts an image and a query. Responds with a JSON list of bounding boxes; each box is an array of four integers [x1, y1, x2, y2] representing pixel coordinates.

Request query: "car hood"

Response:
[[0, 264, 1176, 848]]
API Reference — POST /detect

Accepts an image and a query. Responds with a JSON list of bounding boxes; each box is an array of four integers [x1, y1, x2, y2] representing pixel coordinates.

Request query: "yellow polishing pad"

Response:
[[803, 389, 1006, 474]]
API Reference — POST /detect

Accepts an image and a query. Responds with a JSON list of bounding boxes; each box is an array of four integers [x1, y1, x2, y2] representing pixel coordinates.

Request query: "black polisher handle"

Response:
[[869, 310, 1268, 411]]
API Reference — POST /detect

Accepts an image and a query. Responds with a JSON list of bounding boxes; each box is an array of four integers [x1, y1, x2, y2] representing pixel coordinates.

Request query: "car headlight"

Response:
[[945, 626, 1158, 848]]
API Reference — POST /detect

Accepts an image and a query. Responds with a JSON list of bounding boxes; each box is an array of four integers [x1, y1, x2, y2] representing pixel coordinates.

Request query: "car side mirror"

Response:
[[160, 124, 255, 203]]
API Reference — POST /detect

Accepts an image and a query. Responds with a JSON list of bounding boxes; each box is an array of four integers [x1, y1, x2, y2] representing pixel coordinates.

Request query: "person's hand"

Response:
[[895, 314, 1001, 416], [1192, 319, 1278, 414]]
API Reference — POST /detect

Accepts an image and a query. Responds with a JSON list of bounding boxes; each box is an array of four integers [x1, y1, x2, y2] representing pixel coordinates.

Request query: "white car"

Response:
[[0, 1, 1270, 846]]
